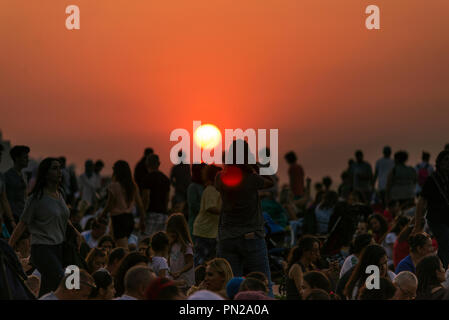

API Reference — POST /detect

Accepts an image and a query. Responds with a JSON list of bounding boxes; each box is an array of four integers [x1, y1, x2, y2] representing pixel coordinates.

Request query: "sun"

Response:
[[194, 124, 222, 149]]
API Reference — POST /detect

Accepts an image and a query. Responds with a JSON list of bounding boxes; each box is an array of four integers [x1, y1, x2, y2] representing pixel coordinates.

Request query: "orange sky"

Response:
[[1, 0, 449, 184]]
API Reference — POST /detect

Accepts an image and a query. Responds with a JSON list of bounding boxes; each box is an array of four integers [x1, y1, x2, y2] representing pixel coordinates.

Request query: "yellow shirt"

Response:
[[193, 185, 222, 239]]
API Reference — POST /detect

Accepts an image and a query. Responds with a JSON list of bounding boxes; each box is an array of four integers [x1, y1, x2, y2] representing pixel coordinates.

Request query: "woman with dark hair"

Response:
[[9, 157, 82, 297], [395, 232, 434, 274], [215, 139, 274, 296], [85, 247, 108, 274], [414, 150, 449, 268], [187, 163, 206, 237], [415, 255, 448, 300], [342, 244, 395, 300], [114, 251, 149, 297], [89, 269, 116, 300], [286, 236, 321, 299], [386, 151, 417, 205], [99, 160, 146, 249], [368, 213, 389, 244], [300, 271, 333, 299]]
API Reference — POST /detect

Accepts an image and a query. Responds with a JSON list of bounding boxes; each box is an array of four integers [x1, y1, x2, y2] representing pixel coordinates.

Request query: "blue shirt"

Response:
[[395, 255, 416, 274]]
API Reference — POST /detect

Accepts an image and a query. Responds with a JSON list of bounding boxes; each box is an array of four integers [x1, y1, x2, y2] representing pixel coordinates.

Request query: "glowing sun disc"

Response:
[[194, 124, 222, 149]]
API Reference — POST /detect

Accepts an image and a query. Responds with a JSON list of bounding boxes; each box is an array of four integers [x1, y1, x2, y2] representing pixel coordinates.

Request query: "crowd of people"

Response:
[[1, 140, 449, 301]]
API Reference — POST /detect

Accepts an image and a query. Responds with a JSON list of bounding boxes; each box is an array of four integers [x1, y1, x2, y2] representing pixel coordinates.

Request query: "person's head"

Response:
[[355, 221, 369, 236], [58, 269, 96, 300], [124, 266, 154, 299], [344, 244, 388, 298], [144, 277, 183, 300], [146, 154, 160, 171], [422, 151, 430, 162], [300, 271, 331, 299], [435, 150, 449, 175], [392, 271, 418, 300], [288, 236, 321, 269], [98, 235, 115, 254], [94, 160, 105, 174], [355, 150, 364, 162], [14, 230, 31, 257], [245, 272, 268, 289], [191, 163, 207, 185], [368, 213, 388, 236], [394, 151, 408, 165], [320, 191, 338, 210], [144, 148, 154, 157], [409, 233, 434, 259], [226, 277, 245, 300], [322, 176, 332, 190], [115, 252, 149, 297], [89, 269, 115, 300], [351, 233, 374, 256], [86, 248, 108, 274], [383, 146, 392, 158], [9, 145, 30, 169], [150, 231, 170, 255], [195, 265, 206, 286], [202, 164, 222, 185], [58, 156, 66, 168], [358, 277, 397, 300], [347, 190, 363, 205], [416, 255, 446, 297], [106, 247, 126, 277], [84, 160, 94, 174], [284, 151, 297, 164], [91, 218, 108, 239], [166, 213, 193, 250], [0, 144, 4, 163], [303, 288, 331, 300], [390, 216, 410, 235], [204, 258, 234, 293], [112, 160, 136, 206], [138, 237, 151, 257], [31, 157, 62, 199], [239, 278, 267, 294]]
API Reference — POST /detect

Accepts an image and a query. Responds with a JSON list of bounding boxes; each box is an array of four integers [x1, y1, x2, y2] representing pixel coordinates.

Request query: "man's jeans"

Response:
[[428, 221, 449, 269], [217, 236, 274, 297]]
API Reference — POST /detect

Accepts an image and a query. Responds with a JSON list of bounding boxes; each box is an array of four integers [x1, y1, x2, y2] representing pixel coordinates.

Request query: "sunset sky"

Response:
[[1, 0, 449, 184]]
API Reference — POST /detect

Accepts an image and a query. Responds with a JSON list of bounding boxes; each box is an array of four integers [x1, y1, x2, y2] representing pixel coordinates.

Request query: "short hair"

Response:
[[409, 233, 430, 253], [107, 247, 126, 266], [355, 150, 363, 159], [422, 152, 430, 161], [352, 234, 373, 255], [304, 288, 330, 300], [284, 151, 297, 164], [124, 266, 153, 292], [144, 148, 154, 156], [98, 235, 115, 248], [393, 271, 418, 287], [95, 160, 105, 168], [9, 145, 30, 161], [92, 218, 108, 230], [383, 146, 392, 157], [394, 151, 408, 164], [239, 278, 267, 293], [245, 271, 268, 284], [150, 231, 169, 252], [147, 154, 160, 168]]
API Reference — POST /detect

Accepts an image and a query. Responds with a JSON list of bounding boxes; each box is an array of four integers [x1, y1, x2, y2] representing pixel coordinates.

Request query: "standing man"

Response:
[[141, 154, 171, 237], [374, 146, 395, 206], [79, 160, 98, 206], [4, 145, 30, 228], [134, 148, 154, 191], [353, 150, 373, 204], [415, 151, 434, 196], [0, 145, 16, 235], [284, 151, 305, 200], [170, 150, 191, 214]]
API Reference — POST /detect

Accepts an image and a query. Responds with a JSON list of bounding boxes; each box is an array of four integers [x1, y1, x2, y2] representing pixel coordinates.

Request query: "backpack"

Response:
[[418, 163, 430, 187]]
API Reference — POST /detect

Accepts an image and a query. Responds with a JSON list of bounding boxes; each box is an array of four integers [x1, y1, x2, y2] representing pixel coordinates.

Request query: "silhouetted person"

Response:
[[79, 160, 97, 206], [285, 151, 305, 199], [415, 151, 434, 195], [141, 154, 170, 237], [134, 148, 154, 191], [374, 146, 395, 206], [386, 151, 417, 205], [5, 145, 30, 225], [0, 145, 16, 233], [322, 176, 332, 192], [170, 150, 191, 214], [94, 159, 105, 191], [352, 150, 373, 204]]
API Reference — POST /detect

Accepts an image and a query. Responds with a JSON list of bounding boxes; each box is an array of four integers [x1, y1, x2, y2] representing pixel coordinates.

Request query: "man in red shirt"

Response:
[[285, 151, 305, 199]]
